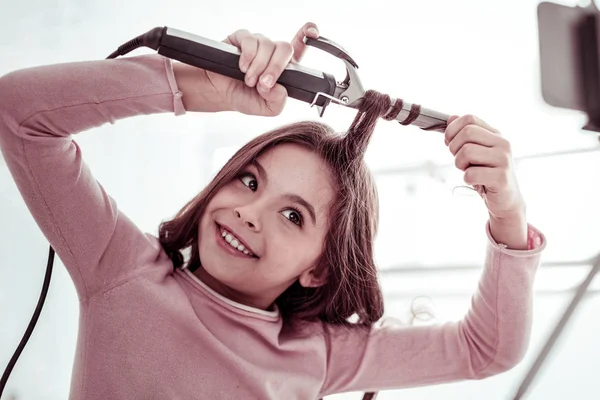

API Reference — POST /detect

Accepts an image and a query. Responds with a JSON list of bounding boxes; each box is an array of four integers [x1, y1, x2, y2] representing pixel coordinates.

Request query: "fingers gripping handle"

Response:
[[157, 27, 337, 107]]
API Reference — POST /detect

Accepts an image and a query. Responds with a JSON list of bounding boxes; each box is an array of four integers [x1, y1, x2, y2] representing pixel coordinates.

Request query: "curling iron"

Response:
[[111, 26, 451, 130], [2, 26, 453, 398]]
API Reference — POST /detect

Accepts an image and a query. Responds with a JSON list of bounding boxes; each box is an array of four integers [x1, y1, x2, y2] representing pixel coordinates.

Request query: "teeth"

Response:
[[220, 227, 254, 257]]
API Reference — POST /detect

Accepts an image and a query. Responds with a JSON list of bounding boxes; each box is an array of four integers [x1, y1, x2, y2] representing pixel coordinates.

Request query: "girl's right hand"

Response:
[[212, 22, 320, 117]]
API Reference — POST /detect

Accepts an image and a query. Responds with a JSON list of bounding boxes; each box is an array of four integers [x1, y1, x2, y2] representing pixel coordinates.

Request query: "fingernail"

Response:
[[444, 138, 449, 146], [307, 27, 318, 37], [240, 62, 249, 73], [247, 75, 257, 87], [261, 74, 274, 88]]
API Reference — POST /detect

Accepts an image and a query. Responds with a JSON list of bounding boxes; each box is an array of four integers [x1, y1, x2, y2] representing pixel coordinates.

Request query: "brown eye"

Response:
[[282, 209, 303, 227], [240, 173, 258, 191]]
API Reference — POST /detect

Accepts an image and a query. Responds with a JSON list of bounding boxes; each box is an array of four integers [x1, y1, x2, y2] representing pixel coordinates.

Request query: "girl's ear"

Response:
[[298, 266, 327, 288]]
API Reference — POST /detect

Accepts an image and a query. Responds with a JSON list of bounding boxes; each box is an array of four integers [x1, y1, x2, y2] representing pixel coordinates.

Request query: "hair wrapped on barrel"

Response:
[[340, 90, 393, 164], [339, 89, 421, 165]]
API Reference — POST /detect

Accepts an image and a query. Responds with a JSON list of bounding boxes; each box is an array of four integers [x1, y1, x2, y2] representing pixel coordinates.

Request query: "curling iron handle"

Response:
[[158, 27, 336, 107]]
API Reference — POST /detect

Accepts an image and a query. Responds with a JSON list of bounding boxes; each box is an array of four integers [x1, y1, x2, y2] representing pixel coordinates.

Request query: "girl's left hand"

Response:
[[444, 114, 526, 221]]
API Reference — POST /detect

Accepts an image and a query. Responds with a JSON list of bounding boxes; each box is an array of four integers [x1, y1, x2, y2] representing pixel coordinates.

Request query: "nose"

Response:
[[234, 206, 261, 231]]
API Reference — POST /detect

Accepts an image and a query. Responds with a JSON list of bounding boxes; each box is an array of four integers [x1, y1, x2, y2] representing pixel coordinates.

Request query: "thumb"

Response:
[[446, 115, 460, 125], [291, 23, 319, 63], [256, 84, 288, 116]]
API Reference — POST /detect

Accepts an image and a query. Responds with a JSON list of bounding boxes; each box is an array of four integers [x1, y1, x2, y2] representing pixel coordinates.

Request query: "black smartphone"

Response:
[[538, 1, 600, 108]]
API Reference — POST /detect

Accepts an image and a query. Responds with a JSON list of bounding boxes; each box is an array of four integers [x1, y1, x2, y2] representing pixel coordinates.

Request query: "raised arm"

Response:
[[0, 54, 188, 300], [319, 222, 546, 396]]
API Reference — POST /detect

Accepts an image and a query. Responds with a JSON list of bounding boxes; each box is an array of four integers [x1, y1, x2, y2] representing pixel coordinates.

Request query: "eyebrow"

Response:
[[252, 160, 317, 225]]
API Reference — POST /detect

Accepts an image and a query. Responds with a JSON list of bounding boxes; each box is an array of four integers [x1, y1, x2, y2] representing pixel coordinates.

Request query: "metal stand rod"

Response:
[[511, 252, 600, 399]]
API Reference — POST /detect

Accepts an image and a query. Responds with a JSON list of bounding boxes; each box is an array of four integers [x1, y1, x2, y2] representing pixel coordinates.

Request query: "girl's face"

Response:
[[196, 143, 336, 310]]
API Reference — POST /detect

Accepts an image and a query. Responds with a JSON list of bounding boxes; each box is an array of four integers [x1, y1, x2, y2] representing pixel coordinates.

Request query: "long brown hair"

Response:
[[159, 90, 393, 327]]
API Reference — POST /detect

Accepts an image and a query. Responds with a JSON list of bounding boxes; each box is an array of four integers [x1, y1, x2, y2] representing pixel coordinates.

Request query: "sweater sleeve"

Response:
[[318, 221, 546, 396], [0, 54, 186, 301]]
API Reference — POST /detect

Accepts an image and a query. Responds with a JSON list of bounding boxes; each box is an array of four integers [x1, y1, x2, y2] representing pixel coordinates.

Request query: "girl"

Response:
[[0, 22, 546, 399]]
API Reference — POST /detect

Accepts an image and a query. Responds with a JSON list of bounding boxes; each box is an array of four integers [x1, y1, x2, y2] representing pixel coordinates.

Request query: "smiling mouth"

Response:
[[216, 223, 259, 259]]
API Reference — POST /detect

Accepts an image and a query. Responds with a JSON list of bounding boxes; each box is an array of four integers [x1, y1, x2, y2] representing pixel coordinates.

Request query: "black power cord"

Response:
[[0, 27, 163, 397], [0, 246, 54, 395]]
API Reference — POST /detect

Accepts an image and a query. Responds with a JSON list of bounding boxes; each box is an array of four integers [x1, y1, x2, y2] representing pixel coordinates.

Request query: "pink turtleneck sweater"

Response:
[[0, 53, 546, 399]]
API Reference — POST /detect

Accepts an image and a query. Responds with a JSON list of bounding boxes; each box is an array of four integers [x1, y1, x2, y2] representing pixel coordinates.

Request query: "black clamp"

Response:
[[304, 36, 366, 117]]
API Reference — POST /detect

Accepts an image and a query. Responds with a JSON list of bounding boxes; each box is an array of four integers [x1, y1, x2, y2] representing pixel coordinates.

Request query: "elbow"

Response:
[[460, 319, 530, 379], [471, 344, 528, 380], [498, 344, 529, 372], [0, 72, 22, 114]]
